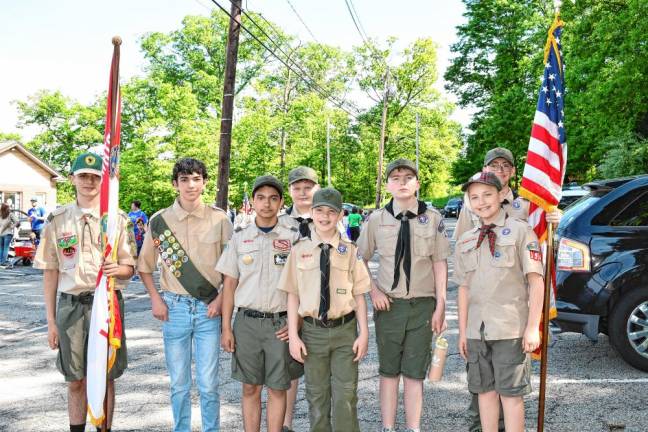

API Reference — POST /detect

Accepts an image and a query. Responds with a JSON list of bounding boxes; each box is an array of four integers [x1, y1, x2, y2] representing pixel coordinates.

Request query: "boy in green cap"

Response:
[[357, 158, 449, 432], [278, 187, 370, 432], [217, 175, 300, 432], [34, 151, 137, 432]]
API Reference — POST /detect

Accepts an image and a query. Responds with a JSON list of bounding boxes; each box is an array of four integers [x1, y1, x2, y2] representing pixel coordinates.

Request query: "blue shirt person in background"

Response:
[[128, 200, 148, 255], [27, 197, 46, 244]]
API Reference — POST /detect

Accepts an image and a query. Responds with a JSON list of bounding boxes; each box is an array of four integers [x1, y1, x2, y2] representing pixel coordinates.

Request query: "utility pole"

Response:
[[216, 0, 242, 210], [415, 112, 420, 198], [374, 69, 390, 208], [326, 117, 332, 187]]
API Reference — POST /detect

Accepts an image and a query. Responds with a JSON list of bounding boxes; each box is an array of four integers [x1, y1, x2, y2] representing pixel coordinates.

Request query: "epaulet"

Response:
[[340, 237, 356, 247], [47, 205, 68, 222], [149, 208, 167, 223], [208, 204, 227, 215], [426, 206, 442, 217]]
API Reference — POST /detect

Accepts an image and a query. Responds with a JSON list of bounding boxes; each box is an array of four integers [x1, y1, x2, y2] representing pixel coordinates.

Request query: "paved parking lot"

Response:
[[1, 219, 646, 431]]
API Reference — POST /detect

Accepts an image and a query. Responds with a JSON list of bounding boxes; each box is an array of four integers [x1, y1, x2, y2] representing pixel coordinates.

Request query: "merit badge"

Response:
[[169, 265, 176, 272], [161, 252, 168, 259], [168, 236, 176, 243], [512, 199, 521, 209], [164, 230, 171, 237], [159, 234, 166, 241], [337, 244, 347, 255], [174, 260, 182, 268], [273, 239, 291, 252], [242, 255, 254, 265], [162, 241, 169, 248], [166, 248, 173, 255], [174, 270, 182, 278], [502, 228, 511, 236], [153, 238, 161, 247], [172, 254, 178, 261], [182, 256, 189, 263], [177, 249, 185, 257], [173, 243, 180, 250], [274, 253, 288, 266], [418, 214, 429, 225]]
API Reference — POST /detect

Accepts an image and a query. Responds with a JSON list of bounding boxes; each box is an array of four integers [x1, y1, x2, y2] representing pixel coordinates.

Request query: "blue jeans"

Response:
[[0, 234, 12, 264], [162, 292, 221, 432]]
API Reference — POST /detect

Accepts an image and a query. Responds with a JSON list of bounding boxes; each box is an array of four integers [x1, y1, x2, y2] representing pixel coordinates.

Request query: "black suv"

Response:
[[554, 175, 648, 371], [442, 198, 463, 218]]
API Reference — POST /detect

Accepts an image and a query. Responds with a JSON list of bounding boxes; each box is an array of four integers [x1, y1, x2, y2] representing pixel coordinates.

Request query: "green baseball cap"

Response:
[[386, 158, 418, 178], [311, 187, 343, 213], [71, 152, 103, 176], [288, 166, 318, 185], [484, 147, 514, 166], [252, 175, 284, 197], [461, 171, 503, 192]]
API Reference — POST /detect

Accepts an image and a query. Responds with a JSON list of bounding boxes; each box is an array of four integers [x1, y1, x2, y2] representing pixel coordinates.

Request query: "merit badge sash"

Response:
[[149, 214, 218, 303]]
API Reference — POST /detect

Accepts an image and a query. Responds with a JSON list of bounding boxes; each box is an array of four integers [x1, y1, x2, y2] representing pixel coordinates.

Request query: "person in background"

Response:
[[0, 203, 18, 267], [348, 207, 362, 242], [128, 200, 148, 256], [28, 197, 46, 244]]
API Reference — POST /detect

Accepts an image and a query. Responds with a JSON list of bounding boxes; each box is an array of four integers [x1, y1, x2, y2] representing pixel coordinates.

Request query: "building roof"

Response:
[[0, 141, 64, 181]]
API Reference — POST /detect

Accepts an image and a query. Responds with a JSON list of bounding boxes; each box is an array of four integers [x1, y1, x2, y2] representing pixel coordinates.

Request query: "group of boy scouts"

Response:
[[35, 146, 562, 432]]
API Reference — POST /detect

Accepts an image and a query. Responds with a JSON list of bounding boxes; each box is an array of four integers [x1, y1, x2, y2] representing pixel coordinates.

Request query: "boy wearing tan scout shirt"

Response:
[[278, 187, 370, 432], [216, 175, 300, 432], [277, 166, 318, 432], [35, 152, 136, 432], [356, 158, 449, 432], [137, 158, 232, 432], [455, 172, 544, 432]]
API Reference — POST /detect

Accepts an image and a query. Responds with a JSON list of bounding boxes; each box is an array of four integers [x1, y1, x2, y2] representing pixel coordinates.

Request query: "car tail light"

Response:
[[556, 238, 591, 272]]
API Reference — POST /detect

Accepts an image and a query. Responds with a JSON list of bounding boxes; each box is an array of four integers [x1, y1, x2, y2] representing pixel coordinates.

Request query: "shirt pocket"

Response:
[[330, 255, 353, 294], [458, 240, 479, 273], [197, 229, 222, 265], [492, 236, 516, 268], [375, 228, 398, 256], [296, 256, 319, 289], [413, 227, 434, 256], [237, 243, 260, 274]]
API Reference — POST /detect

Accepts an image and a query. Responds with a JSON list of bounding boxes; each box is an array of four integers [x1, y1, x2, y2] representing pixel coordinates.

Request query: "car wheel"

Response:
[[609, 288, 648, 372]]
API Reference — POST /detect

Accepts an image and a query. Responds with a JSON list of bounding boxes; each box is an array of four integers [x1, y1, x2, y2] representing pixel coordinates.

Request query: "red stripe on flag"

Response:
[[525, 151, 563, 184], [531, 123, 561, 152]]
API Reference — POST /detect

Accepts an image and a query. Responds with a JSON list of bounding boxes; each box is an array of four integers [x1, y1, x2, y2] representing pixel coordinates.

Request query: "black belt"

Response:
[[239, 308, 287, 319], [60, 290, 123, 305], [304, 311, 355, 328]]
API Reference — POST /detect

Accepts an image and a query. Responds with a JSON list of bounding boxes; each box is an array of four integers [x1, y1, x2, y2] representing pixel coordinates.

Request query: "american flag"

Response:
[[519, 15, 566, 357], [242, 191, 251, 214]]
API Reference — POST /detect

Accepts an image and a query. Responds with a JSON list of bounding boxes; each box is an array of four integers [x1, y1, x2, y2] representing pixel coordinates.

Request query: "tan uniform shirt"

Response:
[[277, 230, 371, 319], [357, 202, 450, 299], [33, 204, 137, 295], [216, 219, 299, 312], [454, 188, 530, 240], [454, 210, 544, 340], [137, 199, 232, 296]]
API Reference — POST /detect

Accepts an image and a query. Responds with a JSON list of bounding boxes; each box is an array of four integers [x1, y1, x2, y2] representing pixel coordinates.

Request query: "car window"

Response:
[[561, 195, 599, 227], [610, 191, 648, 227], [592, 187, 646, 226]]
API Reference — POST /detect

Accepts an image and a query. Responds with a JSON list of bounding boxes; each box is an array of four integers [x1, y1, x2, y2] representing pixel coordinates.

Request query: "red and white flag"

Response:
[[87, 39, 123, 426]]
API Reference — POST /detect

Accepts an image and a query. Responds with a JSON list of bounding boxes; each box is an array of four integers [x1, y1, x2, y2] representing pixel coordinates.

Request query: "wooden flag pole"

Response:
[[537, 221, 554, 432]]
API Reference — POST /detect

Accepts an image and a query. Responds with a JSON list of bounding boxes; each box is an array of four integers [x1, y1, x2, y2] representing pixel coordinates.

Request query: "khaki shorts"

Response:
[[374, 297, 436, 379], [232, 311, 303, 390], [56, 291, 127, 382], [466, 337, 531, 397]]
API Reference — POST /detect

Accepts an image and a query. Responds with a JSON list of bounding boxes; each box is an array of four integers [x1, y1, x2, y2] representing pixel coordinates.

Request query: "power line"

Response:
[[208, 0, 363, 118], [343, 0, 387, 68], [284, 0, 321, 45]]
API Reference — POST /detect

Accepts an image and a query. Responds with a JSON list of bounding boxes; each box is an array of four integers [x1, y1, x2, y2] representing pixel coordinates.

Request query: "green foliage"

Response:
[[447, 0, 648, 184], [598, 133, 648, 179]]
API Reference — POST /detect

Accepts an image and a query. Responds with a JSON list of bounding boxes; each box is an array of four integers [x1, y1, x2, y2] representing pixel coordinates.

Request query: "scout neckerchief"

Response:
[[287, 205, 312, 239], [385, 199, 428, 294], [318, 243, 331, 321], [149, 212, 218, 304], [476, 224, 497, 256]]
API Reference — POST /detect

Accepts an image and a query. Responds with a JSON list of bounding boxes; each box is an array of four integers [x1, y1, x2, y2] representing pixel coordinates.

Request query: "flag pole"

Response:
[[102, 35, 121, 432], [537, 221, 554, 432]]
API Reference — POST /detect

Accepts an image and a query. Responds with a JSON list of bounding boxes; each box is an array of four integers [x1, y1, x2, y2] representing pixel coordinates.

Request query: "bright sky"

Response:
[[0, 0, 469, 139]]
